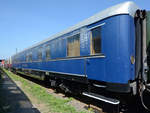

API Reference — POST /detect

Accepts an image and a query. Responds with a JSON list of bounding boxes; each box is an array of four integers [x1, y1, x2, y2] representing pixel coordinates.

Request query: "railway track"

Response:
[[12, 72, 149, 113]]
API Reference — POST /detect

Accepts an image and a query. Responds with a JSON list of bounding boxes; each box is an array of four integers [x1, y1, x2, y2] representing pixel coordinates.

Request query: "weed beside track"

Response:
[[3, 69, 89, 113]]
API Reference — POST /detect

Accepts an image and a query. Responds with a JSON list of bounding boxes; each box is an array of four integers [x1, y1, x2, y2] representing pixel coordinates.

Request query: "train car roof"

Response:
[[13, 1, 138, 57]]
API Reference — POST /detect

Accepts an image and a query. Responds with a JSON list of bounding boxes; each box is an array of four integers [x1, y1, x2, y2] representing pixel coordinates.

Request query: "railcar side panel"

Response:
[[19, 59, 85, 76], [87, 15, 135, 84], [12, 15, 136, 85]]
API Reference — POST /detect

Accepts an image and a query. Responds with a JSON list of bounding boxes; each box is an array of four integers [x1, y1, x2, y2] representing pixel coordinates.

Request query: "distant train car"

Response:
[[4, 58, 12, 69], [11, 1, 150, 109], [0, 59, 5, 68]]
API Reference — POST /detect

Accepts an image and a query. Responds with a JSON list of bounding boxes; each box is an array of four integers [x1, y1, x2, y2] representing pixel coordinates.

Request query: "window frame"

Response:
[[37, 47, 43, 61], [28, 52, 32, 62], [26, 52, 32, 62], [90, 26, 102, 55], [67, 33, 80, 57], [45, 45, 51, 60]]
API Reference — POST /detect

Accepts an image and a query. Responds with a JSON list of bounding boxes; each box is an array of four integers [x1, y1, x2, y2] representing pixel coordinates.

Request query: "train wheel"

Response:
[[44, 75, 50, 86]]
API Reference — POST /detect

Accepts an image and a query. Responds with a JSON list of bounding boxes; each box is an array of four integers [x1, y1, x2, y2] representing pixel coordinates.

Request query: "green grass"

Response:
[[3, 69, 88, 113]]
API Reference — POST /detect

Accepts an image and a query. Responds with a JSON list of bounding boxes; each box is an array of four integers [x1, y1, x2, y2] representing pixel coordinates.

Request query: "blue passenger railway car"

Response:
[[11, 1, 150, 110]]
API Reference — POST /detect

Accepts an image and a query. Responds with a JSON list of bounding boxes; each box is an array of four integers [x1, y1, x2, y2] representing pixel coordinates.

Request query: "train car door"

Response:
[[86, 26, 106, 82]]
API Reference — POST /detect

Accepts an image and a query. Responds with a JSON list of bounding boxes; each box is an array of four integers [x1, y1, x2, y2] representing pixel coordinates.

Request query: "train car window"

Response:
[[38, 48, 42, 61], [26, 54, 29, 62], [45, 45, 50, 60], [26, 52, 32, 62], [90, 26, 101, 54], [29, 53, 32, 62], [67, 34, 80, 57], [14, 57, 17, 63]]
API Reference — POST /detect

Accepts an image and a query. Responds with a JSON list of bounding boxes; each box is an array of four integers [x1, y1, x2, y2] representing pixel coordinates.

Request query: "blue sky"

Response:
[[0, 0, 150, 59]]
